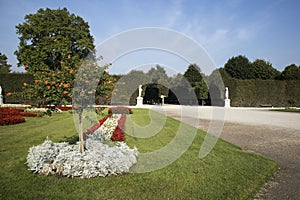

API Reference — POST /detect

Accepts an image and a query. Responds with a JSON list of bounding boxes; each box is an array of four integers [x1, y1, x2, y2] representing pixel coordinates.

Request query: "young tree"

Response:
[[0, 52, 12, 73], [73, 55, 112, 153], [183, 64, 208, 101], [15, 8, 95, 105]]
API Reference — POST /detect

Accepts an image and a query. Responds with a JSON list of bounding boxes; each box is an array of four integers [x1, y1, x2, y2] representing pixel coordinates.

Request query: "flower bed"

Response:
[[19, 112, 40, 117], [0, 107, 41, 125], [25, 106, 65, 115], [112, 114, 126, 141], [0, 104, 31, 108], [0, 108, 40, 117], [85, 114, 112, 135], [85, 114, 126, 142], [108, 106, 133, 114], [26, 109, 137, 178], [27, 138, 138, 178], [25, 107, 48, 113], [0, 116, 25, 125], [55, 106, 73, 111]]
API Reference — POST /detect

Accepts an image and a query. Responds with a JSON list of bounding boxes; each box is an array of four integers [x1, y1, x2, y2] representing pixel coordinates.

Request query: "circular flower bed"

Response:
[[27, 113, 138, 178], [27, 137, 138, 178]]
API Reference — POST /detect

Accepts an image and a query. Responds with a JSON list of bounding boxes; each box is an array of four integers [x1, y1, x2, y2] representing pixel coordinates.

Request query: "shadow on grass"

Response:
[[60, 134, 79, 145]]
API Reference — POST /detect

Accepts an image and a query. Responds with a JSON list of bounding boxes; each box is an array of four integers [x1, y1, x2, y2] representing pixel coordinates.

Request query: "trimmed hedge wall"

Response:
[[224, 79, 300, 107], [0, 73, 33, 104]]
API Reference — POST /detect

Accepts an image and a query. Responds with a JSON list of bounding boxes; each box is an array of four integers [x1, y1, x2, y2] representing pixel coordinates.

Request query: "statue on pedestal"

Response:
[[224, 87, 230, 108], [0, 86, 3, 105], [225, 87, 229, 99], [136, 85, 143, 106], [138, 85, 142, 97]]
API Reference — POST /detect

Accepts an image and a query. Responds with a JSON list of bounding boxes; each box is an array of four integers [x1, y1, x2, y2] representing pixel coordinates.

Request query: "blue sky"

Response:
[[0, 0, 299, 75]]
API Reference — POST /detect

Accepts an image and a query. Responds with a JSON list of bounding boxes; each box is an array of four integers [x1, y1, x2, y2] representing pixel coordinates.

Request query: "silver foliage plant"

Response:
[[27, 136, 138, 178]]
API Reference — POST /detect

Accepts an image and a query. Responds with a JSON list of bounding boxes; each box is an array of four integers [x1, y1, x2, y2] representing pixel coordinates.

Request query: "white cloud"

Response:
[[165, 0, 183, 28], [210, 29, 229, 43]]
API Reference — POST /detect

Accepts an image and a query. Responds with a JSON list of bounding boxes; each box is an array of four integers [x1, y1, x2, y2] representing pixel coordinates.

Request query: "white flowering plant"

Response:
[[27, 137, 138, 178], [92, 114, 121, 142], [25, 107, 63, 113]]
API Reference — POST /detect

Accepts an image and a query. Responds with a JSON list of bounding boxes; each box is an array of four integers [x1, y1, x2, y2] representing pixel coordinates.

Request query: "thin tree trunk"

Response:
[[79, 111, 85, 154]]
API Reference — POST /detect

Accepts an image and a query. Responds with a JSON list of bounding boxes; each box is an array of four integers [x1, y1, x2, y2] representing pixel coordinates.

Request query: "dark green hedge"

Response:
[[0, 73, 33, 104], [223, 78, 300, 107]]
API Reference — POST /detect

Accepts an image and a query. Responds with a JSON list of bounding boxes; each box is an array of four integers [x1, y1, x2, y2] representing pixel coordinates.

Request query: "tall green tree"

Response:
[[280, 64, 300, 80], [147, 65, 170, 97], [15, 8, 95, 71], [183, 64, 203, 86], [183, 64, 208, 100], [0, 52, 12, 73], [14, 8, 95, 105], [224, 55, 253, 79], [252, 59, 280, 79]]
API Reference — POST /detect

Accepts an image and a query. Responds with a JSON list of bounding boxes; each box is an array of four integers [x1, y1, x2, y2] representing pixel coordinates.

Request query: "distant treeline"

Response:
[[1, 54, 299, 107]]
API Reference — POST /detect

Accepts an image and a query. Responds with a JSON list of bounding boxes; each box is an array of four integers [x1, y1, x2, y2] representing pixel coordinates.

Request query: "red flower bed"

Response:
[[0, 107, 40, 126], [0, 116, 25, 126], [56, 106, 73, 111], [111, 114, 126, 142], [85, 114, 112, 135], [85, 114, 126, 142], [19, 112, 40, 117], [0, 108, 24, 118], [108, 106, 132, 114], [42, 105, 73, 111]]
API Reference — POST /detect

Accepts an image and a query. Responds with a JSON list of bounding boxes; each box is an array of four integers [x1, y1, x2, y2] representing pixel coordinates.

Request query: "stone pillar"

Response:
[[136, 96, 143, 106], [160, 95, 166, 106]]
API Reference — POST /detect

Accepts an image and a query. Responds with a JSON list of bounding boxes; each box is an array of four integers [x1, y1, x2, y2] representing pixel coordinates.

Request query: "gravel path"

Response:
[[150, 105, 300, 200]]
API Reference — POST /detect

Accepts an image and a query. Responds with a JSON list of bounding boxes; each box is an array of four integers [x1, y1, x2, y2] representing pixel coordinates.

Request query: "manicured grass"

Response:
[[272, 108, 300, 113], [0, 109, 278, 199]]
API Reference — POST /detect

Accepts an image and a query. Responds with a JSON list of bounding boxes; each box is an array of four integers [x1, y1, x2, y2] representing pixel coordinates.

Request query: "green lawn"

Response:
[[0, 108, 278, 199], [272, 108, 300, 113]]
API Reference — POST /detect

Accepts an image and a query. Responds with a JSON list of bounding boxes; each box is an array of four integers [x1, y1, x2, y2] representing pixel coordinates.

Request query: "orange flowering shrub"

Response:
[[21, 55, 115, 106]]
